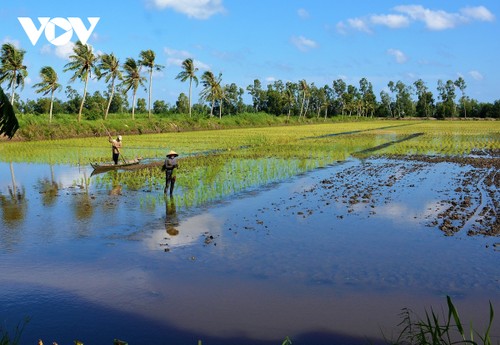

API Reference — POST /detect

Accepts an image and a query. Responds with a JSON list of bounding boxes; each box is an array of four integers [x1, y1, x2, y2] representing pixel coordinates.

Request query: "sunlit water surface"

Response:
[[0, 160, 498, 345]]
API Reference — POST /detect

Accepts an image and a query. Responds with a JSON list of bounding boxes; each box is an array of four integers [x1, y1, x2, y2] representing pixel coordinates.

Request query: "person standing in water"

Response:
[[108, 134, 122, 165], [163, 150, 178, 195]]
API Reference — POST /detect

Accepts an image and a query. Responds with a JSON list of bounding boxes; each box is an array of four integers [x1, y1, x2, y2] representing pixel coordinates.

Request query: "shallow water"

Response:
[[0, 160, 499, 345]]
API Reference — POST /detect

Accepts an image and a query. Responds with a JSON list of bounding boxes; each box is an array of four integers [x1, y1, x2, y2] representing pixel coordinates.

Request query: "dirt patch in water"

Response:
[[314, 150, 499, 239]]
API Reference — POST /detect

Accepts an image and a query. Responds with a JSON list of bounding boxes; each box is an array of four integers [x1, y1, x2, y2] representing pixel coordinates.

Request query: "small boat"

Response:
[[90, 158, 142, 174]]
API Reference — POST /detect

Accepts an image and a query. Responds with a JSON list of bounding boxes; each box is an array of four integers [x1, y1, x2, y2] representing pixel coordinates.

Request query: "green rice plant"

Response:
[[390, 296, 495, 345]]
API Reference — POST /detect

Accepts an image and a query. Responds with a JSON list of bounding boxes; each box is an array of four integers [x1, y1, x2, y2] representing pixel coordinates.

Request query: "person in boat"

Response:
[[108, 134, 122, 165], [162, 150, 179, 195]]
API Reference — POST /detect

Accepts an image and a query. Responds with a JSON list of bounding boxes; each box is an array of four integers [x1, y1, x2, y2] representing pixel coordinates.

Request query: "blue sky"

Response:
[[1, 0, 499, 106]]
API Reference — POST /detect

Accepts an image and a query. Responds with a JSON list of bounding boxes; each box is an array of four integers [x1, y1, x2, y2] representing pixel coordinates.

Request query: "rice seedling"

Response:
[[3, 121, 499, 209]]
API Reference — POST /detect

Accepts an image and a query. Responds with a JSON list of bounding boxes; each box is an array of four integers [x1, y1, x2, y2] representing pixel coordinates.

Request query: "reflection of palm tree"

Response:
[[0, 163, 27, 225], [38, 165, 60, 206], [73, 171, 93, 221]]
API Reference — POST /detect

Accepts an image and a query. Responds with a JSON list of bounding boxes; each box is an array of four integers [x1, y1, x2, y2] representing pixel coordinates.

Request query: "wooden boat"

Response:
[[90, 158, 142, 174]]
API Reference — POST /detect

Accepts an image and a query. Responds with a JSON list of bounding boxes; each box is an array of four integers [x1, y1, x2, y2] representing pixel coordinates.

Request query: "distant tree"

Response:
[[136, 98, 147, 114], [283, 83, 296, 121], [153, 100, 168, 114], [63, 41, 98, 122], [175, 58, 199, 117], [120, 57, 146, 120], [454, 77, 467, 118], [176, 93, 189, 114], [33, 66, 61, 122], [0, 43, 28, 106], [97, 53, 122, 119], [64, 86, 82, 114], [437, 79, 456, 118], [414, 79, 431, 118], [380, 90, 393, 117], [139, 49, 164, 118], [332, 79, 347, 116], [246, 79, 264, 112], [0, 86, 19, 138], [298, 79, 309, 118]]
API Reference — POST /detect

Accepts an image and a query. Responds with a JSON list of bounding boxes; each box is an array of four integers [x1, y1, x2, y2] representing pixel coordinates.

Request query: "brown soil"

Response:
[[316, 150, 499, 238]]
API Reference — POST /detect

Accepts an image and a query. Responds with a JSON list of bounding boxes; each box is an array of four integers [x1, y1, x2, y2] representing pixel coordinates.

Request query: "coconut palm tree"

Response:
[[97, 53, 122, 120], [200, 71, 224, 117], [63, 41, 98, 122], [298, 79, 309, 118], [0, 86, 19, 138], [0, 43, 28, 105], [120, 58, 146, 120], [139, 49, 164, 119], [33, 66, 61, 123], [175, 58, 199, 117]]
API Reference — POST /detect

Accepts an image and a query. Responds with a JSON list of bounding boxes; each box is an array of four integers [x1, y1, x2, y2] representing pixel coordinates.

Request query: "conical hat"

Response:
[[167, 150, 178, 157]]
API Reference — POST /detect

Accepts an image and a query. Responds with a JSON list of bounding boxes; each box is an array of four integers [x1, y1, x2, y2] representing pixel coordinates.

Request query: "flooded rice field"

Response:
[[0, 122, 499, 345]]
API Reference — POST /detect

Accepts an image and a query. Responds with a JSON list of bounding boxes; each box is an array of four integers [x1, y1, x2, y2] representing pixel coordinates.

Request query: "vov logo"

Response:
[[18, 17, 100, 46]]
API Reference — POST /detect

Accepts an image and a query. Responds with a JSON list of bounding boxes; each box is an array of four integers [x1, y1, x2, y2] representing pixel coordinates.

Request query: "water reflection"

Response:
[[165, 196, 179, 237], [0, 163, 27, 226], [38, 165, 61, 206]]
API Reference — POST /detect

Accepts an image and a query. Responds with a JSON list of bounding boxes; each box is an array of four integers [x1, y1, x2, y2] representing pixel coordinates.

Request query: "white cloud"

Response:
[[39, 42, 75, 60], [297, 8, 310, 19], [150, 0, 225, 19], [394, 5, 464, 30], [347, 18, 372, 33], [337, 5, 495, 34], [469, 70, 484, 80], [387, 49, 408, 64], [460, 6, 495, 22], [163, 47, 210, 71], [290, 35, 318, 52], [2, 37, 21, 48], [370, 14, 410, 28]]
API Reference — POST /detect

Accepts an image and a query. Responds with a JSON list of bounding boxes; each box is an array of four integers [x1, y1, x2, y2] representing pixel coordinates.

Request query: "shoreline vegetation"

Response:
[[3, 112, 498, 142]]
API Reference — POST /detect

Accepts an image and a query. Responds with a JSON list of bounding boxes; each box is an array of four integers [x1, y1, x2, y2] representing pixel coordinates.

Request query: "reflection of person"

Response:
[[165, 197, 179, 236], [162, 150, 178, 195], [108, 135, 122, 165]]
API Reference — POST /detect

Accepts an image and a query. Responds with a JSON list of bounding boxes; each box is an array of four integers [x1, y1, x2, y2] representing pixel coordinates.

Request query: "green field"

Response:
[[1, 120, 499, 207]]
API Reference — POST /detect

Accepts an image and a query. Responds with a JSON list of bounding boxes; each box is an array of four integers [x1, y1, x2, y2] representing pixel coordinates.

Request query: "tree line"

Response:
[[1, 42, 499, 122]]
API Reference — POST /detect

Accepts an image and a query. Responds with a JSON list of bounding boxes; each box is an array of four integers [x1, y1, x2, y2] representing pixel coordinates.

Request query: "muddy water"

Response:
[[0, 159, 499, 345]]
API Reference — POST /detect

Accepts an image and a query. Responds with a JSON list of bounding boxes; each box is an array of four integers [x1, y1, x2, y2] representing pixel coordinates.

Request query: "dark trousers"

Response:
[[112, 153, 119, 165], [164, 170, 176, 195]]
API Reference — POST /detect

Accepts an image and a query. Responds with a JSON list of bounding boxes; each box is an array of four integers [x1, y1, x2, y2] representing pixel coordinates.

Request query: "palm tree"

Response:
[[63, 41, 98, 122], [200, 71, 223, 117], [298, 79, 309, 118], [175, 58, 199, 117], [139, 49, 164, 119], [0, 86, 19, 138], [33, 66, 61, 123], [0, 43, 28, 105], [97, 53, 122, 120], [120, 58, 146, 120]]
